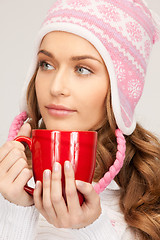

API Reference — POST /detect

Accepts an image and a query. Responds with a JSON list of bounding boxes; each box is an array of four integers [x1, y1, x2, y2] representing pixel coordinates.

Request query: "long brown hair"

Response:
[[26, 70, 160, 239]]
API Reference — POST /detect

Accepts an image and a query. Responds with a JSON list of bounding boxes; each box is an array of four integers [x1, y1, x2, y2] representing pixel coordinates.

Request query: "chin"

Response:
[[44, 119, 91, 132], [45, 124, 75, 131]]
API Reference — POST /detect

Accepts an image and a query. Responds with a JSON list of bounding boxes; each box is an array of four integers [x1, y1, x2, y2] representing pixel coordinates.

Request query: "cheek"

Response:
[[78, 86, 107, 130], [82, 84, 107, 111], [91, 91, 106, 114], [75, 90, 106, 127]]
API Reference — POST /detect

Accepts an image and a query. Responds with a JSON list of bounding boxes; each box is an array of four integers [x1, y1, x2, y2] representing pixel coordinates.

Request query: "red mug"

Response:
[[15, 130, 97, 205]]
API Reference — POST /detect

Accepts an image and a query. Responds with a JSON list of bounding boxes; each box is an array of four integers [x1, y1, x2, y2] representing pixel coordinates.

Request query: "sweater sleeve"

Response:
[[72, 211, 121, 240], [0, 193, 39, 240]]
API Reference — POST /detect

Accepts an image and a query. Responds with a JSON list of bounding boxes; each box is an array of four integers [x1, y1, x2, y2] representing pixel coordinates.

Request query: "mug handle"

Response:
[[14, 136, 34, 196]]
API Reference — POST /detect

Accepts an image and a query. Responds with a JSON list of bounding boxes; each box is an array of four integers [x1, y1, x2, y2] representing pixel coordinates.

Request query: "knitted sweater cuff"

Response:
[[0, 193, 39, 240], [73, 211, 120, 240]]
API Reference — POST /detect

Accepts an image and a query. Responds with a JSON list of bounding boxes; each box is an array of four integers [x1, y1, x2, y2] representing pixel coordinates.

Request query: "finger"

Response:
[[0, 148, 27, 177], [17, 123, 31, 137], [0, 141, 25, 163], [75, 181, 100, 207], [50, 162, 67, 218], [64, 161, 81, 215], [42, 169, 57, 222], [14, 168, 32, 187], [34, 181, 43, 209], [34, 181, 50, 221], [7, 158, 28, 182]]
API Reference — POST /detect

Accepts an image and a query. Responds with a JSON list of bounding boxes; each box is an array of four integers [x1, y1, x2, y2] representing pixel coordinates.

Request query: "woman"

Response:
[[0, 0, 160, 239]]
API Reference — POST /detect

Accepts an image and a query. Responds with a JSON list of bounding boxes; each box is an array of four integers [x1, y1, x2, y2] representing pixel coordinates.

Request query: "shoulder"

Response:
[[121, 227, 140, 239], [99, 181, 137, 238]]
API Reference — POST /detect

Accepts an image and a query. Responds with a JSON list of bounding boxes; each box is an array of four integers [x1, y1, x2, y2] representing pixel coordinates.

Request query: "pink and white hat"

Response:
[[20, 0, 160, 135]]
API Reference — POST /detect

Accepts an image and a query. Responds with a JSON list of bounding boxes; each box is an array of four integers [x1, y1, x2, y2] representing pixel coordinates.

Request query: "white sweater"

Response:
[[0, 181, 139, 240]]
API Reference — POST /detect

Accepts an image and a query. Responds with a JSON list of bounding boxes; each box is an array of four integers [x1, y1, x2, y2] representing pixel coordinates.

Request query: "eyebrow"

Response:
[[38, 49, 102, 64]]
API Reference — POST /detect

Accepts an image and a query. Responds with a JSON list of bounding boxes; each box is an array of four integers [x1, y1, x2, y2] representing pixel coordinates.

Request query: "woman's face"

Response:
[[35, 31, 109, 131]]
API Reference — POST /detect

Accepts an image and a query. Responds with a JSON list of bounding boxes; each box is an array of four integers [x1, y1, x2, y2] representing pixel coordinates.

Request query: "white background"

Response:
[[0, 0, 160, 145]]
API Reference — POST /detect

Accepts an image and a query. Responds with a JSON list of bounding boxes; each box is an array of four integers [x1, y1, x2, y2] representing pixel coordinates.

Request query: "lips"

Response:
[[45, 104, 77, 117]]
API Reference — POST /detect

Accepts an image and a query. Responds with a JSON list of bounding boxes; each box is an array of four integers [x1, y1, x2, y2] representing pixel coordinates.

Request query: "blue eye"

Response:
[[76, 66, 92, 75], [39, 61, 54, 71]]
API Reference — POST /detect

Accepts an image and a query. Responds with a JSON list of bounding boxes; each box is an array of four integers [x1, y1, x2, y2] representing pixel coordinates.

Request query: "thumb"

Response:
[[75, 180, 99, 205], [17, 123, 32, 138]]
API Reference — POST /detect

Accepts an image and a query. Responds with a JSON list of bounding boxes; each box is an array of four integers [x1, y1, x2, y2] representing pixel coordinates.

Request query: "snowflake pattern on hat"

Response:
[[126, 22, 143, 42]]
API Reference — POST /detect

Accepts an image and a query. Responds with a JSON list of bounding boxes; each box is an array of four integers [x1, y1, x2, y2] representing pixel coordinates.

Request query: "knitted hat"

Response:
[[20, 0, 160, 135]]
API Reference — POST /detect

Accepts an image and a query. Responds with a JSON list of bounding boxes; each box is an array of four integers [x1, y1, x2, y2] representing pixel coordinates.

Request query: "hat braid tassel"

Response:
[[94, 129, 126, 194], [7, 112, 28, 141]]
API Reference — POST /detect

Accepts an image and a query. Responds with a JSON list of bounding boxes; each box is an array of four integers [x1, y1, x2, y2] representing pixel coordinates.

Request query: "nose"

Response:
[[50, 67, 70, 97]]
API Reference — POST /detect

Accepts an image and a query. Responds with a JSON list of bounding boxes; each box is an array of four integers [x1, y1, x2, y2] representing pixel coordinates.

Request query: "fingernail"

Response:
[[53, 162, 60, 172], [35, 181, 41, 189], [64, 161, 71, 171], [76, 180, 84, 187], [44, 169, 51, 180]]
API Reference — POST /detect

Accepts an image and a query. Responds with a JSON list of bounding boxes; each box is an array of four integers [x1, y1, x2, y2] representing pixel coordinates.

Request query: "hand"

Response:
[[34, 161, 101, 228], [0, 123, 33, 206]]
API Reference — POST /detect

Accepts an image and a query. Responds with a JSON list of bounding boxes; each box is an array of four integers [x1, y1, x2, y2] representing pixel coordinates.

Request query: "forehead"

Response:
[[39, 31, 103, 59]]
